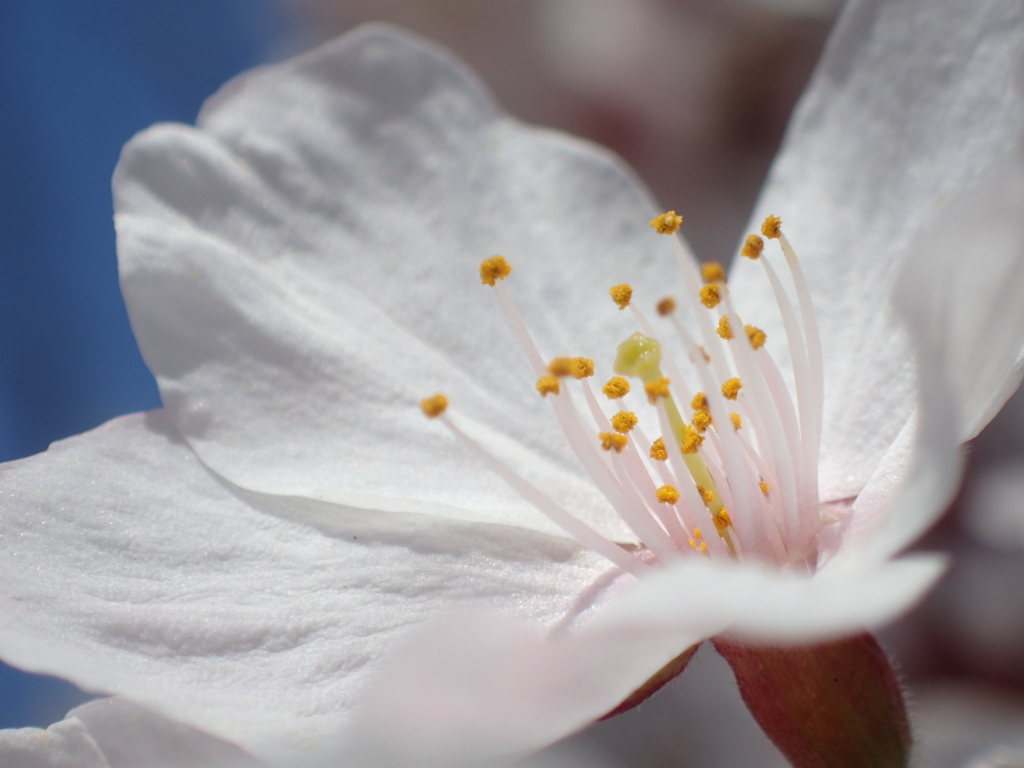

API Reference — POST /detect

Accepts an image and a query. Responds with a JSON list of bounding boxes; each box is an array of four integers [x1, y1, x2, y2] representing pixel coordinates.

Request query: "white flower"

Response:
[[2, 0, 1024, 765]]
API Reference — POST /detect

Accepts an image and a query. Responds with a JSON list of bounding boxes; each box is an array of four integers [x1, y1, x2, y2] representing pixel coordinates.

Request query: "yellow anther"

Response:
[[655, 485, 680, 504], [692, 527, 702, 539], [761, 215, 782, 239], [691, 392, 708, 413], [717, 316, 733, 340], [740, 234, 765, 259], [699, 283, 721, 309], [681, 425, 704, 454], [599, 432, 628, 453], [745, 325, 767, 350], [650, 210, 683, 235], [692, 410, 712, 433], [650, 437, 668, 461], [688, 538, 698, 549], [609, 284, 633, 310], [712, 508, 732, 534], [548, 357, 574, 377], [698, 346, 711, 363], [479, 255, 512, 286], [571, 357, 594, 379], [420, 394, 449, 419], [611, 411, 638, 434], [536, 376, 560, 397], [644, 377, 671, 404], [730, 412, 742, 430], [696, 485, 714, 506], [759, 480, 769, 495], [602, 376, 630, 399], [698, 541, 708, 554], [702, 262, 726, 283], [721, 378, 743, 400], [656, 297, 677, 316]]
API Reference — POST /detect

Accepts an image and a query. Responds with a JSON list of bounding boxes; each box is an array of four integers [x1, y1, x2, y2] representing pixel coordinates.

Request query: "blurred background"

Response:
[[1, 0, 1023, 765]]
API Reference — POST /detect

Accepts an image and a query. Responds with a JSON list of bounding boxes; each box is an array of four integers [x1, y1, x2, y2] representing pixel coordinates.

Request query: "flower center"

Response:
[[422, 214, 824, 575]]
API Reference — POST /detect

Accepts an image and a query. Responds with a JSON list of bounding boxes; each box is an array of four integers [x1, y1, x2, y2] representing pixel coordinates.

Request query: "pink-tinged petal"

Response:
[[0, 411, 619, 763], [347, 554, 943, 766], [729, 0, 1024, 503], [114, 25, 686, 541], [841, 152, 1024, 564]]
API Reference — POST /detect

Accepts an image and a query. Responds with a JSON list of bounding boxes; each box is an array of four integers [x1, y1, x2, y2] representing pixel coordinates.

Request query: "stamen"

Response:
[[479, 255, 512, 286], [548, 357, 575, 377], [730, 413, 742, 430], [712, 508, 732, 535], [745, 325, 767, 349], [650, 438, 668, 461], [761, 215, 782, 239], [680, 425, 703, 454], [420, 394, 448, 418], [740, 234, 764, 259], [721, 378, 743, 400], [692, 410, 712, 433], [759, 481, 769, 495], [609, 283, 633, 310], [692, 527, 702, 539], [571, 357, 595, 379], [611, 411, 638, 433], [697, 486, 714, 506], [691, 392, 708, 413], [536, 376, 560, 397], [699, 284, 722, 309], [599, 432, 628, 453], [645, 378, 671, 404], [650, 210, 683, 235], [656, 485, 680, 504], [656, 297, 677, 316], [702, 262, 726, 283], [717, 316, 733, 340], [603, 376, 630, 399]]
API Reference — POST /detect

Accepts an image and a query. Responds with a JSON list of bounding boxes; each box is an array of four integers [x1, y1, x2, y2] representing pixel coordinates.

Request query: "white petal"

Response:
[[346, 554, 944, 766], [0, 717, 109, 768], [730, 0, 1024, 502], [114, 25, 684, 540], [0, 411, 619, 763]]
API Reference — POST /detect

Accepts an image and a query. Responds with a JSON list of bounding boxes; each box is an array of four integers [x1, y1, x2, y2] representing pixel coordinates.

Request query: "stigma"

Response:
[[424, 213, 825, 573]]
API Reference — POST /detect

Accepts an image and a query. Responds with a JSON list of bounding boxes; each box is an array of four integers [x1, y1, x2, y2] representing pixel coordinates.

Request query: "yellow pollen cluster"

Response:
[[713, 508, 732, 534], [702, 262, 726, 283], [656, 297, 676, 316], [571, 357, 594, 379], [759, 480, 770, 495], [681, 425, 704, 454], [599, 432, 628, 453], [536, 376, 560, 397], [649, 437, 668, 461], [691, 392, 708, 412], [611, 411, 638, 433], [650, 210, 683, 235], [730, 412, 742, 430], [717, 316, 733, 340], [479, 255, 512, 286], [644, 377, 671, 404], [761, 215, 782, 239], [692, 527, 702, 539], [699, 284, 721, 309], [655, 484, 680, 504], [419, 394, 448, 418], [609, 284, 633, 310], [547, 357, 574, 377], [745, 325, 767, 349], [603, 376, 630, 399], [721, 377, 743, 400], [696, 485, 714, 506], [740, 234, 764, 259], [692, 410, 712, 432]]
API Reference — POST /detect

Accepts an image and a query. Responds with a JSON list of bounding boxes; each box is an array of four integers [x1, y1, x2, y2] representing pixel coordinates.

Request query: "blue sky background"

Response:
[[0, 0, 291, 728]]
